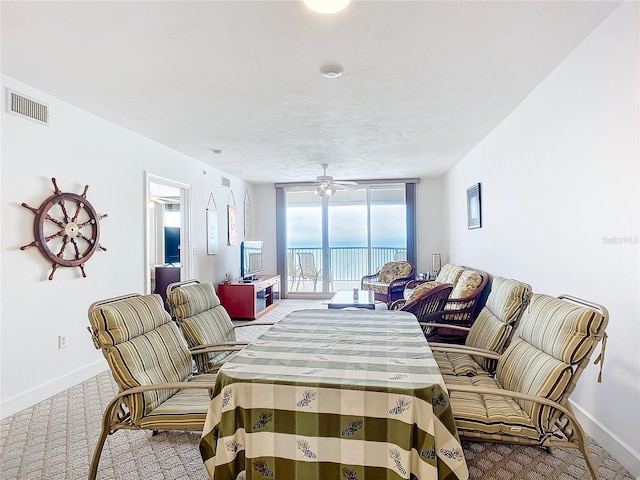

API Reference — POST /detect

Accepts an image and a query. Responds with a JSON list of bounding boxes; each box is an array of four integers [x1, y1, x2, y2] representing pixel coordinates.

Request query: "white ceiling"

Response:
[[1, 1, 620, 184]]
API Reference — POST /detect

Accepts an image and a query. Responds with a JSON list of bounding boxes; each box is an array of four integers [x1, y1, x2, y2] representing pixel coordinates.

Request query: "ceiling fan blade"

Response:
[[335, 182, 358, 191]]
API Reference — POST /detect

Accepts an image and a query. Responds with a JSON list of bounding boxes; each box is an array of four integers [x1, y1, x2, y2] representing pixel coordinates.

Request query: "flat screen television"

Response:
[[241, 240, 263, 280], [164, 226, 180, 265]]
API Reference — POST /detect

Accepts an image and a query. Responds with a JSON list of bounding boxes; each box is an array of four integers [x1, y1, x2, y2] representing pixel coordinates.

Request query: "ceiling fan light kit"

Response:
[[313, 163, 357, 196]]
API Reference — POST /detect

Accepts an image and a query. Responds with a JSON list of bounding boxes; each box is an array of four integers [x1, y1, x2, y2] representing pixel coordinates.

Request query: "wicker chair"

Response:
[[390, 283, 453, 325], [166, 280, 274, 374], [86, 293, 235, 480], [403, 267, 489, 343], [361, 260, 415, 307], [428, 277, 532, 376], [441, 294, 609, 480]]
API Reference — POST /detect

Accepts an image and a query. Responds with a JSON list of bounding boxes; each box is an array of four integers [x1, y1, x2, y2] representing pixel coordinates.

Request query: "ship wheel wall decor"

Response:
[[21, 178, 108, 280]]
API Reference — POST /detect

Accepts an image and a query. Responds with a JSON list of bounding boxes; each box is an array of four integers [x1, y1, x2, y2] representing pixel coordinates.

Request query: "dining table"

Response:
[[200, 308, 469, 480]]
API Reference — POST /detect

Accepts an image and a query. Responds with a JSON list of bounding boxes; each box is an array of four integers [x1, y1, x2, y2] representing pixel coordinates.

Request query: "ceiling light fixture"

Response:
[[320, 64, 343, 79], [304, 0, 350, 14]]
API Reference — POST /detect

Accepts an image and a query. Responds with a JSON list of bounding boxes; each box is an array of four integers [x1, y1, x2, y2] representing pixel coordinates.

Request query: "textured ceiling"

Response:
[[1, 1, 619, 184]]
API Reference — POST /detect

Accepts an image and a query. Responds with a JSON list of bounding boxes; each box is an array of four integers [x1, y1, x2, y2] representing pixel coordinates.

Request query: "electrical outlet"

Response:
[[58, 334, 68, 349]]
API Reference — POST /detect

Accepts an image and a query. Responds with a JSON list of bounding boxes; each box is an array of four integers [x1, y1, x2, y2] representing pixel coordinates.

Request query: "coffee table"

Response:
[[328, 289, 375, 309]]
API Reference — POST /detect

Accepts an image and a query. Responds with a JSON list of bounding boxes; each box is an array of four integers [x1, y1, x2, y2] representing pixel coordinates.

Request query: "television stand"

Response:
[[217, 274, 280, 320]]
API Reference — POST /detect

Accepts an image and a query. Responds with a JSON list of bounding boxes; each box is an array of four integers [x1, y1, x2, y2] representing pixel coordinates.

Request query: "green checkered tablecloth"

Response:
[[200, 309, 468, 480]]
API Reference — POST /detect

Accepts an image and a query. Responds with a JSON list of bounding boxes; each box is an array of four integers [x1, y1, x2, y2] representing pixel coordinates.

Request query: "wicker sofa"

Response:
[[394, 263, 489, 343]]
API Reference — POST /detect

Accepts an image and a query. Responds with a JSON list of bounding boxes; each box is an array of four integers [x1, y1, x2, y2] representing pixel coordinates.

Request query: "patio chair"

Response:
[[361, 260, 414, 306], [390, 283, 453, 325], [441, 293, 609, 480], [86, 293, 233, 480], [428, 277, 532, 376], [296, 251, 322, 291], [287, 256, 300, 291], [166, 280, 274, 374]]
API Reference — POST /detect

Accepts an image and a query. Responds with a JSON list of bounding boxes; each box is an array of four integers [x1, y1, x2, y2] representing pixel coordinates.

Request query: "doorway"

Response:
[[144, 173, 192, 299]]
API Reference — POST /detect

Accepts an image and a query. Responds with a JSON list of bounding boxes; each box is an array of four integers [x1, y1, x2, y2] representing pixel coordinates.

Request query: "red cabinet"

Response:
[[217, 274, 280, 320]]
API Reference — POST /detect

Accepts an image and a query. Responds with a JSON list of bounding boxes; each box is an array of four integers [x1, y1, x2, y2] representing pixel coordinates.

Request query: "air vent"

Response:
[[7, 89, 49, 126], [221, 177, 231, 188]]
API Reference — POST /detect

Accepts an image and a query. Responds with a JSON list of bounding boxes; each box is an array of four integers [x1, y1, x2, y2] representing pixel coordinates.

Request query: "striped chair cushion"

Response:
[[445, 374, 539, 440], [433, 351, 488, 377], [483, 277, 532, 326], [167, 283, 238, 372], [89, 294, 172, 347], [89, 295, 194, 421], [433, 278, 532, 375], [465, 278, 531, 370], [138, 373, 217, 430], [516, 294, 606, 365], [496, 338, 573, 432], [167, 282, 221, 319]]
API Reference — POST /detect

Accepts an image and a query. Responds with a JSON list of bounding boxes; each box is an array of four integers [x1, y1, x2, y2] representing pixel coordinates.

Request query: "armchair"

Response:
[[406, 267, 489, 343], [166, 280, 274, 374], [361, 260, 414, 306], [86, 293, 233, 480], [441, 294, 609, 480], [428, 277, 532, 376]]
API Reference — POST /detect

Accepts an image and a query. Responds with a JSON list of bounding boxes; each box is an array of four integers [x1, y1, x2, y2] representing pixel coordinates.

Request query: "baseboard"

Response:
[[571, 399, 640, 477], [0, 359, 108, 420]]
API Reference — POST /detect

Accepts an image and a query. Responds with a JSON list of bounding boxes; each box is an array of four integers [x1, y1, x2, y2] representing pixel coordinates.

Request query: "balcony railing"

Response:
[[287, 247, 407, 289]]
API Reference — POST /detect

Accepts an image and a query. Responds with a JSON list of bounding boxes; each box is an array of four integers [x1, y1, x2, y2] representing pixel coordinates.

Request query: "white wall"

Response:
[[416, 177, 446, 274], [0, 75, 255, 417], [444, 3, 639, 475]]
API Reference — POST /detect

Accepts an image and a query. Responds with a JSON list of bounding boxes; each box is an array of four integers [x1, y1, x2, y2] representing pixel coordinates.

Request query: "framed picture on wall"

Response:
[[228, 205, 237, 245], [207, 209, 219, 255], [467, 183, 482, 229]]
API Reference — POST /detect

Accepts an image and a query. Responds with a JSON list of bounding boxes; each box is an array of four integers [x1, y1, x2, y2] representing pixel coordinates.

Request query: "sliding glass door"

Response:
[[281, 182, 411, 296]]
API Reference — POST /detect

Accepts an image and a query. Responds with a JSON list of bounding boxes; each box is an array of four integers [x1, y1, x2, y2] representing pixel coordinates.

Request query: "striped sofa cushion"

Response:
[[167, 283, 238, 372], [88, 294, 193, 421], [445, 374, 539, 440]]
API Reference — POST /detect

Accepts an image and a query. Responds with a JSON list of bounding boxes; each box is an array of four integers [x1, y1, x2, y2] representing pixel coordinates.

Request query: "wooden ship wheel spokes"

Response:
[[21, 178, 108, 280]]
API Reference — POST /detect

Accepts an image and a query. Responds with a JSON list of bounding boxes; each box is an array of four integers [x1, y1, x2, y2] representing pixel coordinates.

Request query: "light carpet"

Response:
[[0, 299, 634, 480]]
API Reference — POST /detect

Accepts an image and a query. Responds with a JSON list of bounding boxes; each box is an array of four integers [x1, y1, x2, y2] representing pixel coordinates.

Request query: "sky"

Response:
[[287, 204, 406, 248]]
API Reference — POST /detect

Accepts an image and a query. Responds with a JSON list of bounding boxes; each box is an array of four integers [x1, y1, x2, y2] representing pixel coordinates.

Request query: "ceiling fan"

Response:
[[314, 163, 358, 196]]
